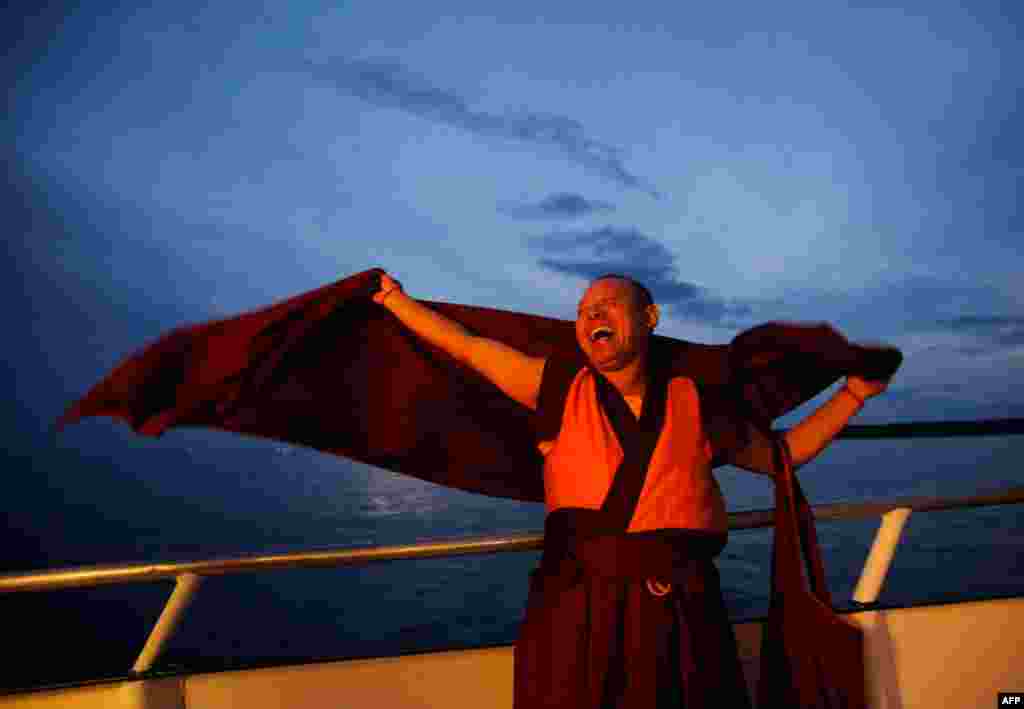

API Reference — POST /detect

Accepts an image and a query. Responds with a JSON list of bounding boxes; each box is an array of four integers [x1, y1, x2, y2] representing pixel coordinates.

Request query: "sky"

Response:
[[3, 1, 1023, 553]]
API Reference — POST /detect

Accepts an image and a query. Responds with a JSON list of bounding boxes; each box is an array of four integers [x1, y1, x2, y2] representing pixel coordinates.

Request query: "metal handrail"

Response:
[[3, 487, 1022, 595]]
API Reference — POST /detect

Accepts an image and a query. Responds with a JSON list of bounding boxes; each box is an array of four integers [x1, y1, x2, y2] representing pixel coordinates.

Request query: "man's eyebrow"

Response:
[[576, 297, 620, 314]]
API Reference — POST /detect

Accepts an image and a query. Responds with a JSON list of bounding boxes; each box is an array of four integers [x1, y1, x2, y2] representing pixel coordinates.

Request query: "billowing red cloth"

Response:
[[55, 267, 901, 503]]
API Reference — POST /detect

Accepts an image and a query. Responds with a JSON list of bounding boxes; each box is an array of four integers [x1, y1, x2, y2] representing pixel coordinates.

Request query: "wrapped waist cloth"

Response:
[[515, 508, 752, 709], [538, 508, 727, 585]]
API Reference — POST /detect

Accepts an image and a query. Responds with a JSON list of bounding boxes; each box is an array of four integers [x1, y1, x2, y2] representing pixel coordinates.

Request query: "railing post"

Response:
[[852, 508, 912, 605], [132, 573, 203, 674]]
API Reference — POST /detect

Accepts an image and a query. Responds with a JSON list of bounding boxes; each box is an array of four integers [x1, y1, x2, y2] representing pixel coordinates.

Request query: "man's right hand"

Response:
[[373, 272, 404, 305], [369, 271, 545, 410]]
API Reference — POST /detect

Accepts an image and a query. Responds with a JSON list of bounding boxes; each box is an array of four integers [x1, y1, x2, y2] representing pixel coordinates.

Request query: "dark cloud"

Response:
[[757, 276, 1020, 342], [527, 226, 749, 322], [499, 192, 615, 219], [938, 316, 1024, 350], [309, 58, 660, 198]]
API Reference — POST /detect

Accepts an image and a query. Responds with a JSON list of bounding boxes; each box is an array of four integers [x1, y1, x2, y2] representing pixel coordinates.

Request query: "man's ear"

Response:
[[646, 303, 659, 332]]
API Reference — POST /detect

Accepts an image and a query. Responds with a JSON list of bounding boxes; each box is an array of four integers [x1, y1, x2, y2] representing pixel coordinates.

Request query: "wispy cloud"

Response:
[[931, 316, 1024, 356], [879, 329, 1024, 417], [309, 58, 661, 198], [939, 316, 1024, 346], [499, 192, 615, 219], [526, 226, 749, 322], [744, 275, 1021, 341]]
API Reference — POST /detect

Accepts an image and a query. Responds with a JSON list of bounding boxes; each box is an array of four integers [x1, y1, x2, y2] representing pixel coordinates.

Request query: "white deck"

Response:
[[5, 596, 1022, 709]]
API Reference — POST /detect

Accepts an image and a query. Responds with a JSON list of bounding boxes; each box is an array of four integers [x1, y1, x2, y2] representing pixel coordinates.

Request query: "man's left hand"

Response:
[[846, 375, 890, 401]]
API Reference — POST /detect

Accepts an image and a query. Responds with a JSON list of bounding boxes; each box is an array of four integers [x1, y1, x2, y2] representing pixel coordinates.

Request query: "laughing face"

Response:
[[575, 277, 658, 372]]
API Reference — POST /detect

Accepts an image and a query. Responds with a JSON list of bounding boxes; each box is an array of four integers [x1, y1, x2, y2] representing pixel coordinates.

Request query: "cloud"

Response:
[[939, 316, 1024, 346], [878, 329, 1024, 416], [744, 275, 1020, 341], [526, 226, 749, 322], [930, 316, 1024, 356], [499, 192, 615, 219], [309, 58, 660, 197]]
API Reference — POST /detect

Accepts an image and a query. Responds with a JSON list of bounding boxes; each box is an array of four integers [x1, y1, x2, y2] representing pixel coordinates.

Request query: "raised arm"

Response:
[[783, 375, 888, 466], [715, 375, 890, 475], [374, 273, 546, 411]]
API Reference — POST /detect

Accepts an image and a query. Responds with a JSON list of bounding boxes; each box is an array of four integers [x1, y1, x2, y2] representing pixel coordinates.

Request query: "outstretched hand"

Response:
[[372, 272, 404, 305], [846, 375, 889, 401]]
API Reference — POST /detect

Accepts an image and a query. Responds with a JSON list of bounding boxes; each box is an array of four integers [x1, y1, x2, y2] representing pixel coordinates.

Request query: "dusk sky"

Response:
[[5, 1, 1023, 537]]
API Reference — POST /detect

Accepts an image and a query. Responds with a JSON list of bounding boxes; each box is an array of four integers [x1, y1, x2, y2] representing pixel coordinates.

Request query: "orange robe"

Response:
[[542, 368, 726, 532]]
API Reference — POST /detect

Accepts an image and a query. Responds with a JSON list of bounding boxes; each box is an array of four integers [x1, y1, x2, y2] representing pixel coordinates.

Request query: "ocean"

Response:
[[3, 422, 1022, 692]]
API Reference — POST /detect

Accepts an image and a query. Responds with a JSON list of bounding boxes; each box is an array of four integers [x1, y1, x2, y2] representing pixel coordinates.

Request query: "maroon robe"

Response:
[[515, 523, 751, 708]]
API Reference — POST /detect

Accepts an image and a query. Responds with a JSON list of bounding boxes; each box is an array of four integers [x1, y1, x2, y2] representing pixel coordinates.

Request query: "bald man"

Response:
[[373, 272, 886, 709]]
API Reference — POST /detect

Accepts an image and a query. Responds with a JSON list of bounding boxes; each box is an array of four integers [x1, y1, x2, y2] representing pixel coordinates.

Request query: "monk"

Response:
[[372, 271, 889, 708]]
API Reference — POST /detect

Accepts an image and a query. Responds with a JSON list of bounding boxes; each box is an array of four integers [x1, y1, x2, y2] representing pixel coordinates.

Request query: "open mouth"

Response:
[[590, 326, 614, 343]]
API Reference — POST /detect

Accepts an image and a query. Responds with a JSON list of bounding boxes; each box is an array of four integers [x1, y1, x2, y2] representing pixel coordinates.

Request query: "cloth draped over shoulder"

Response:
[[55, 267, 902, 504]]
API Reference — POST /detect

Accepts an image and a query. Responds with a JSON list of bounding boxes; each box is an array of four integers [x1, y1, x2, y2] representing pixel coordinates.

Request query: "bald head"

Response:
[[575, 275, 660, 372], [591, 273, 654, 310]]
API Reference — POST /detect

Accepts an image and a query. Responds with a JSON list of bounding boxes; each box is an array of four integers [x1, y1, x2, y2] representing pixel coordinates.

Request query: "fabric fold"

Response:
[[758, 436, 868, 708]]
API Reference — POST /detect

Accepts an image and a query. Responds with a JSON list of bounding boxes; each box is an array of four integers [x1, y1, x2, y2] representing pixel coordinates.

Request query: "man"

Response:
[[373, 271, 887, 708]]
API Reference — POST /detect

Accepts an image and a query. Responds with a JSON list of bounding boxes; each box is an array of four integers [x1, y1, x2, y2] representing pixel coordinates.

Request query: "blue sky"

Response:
[[5, 0, 1023, 482]]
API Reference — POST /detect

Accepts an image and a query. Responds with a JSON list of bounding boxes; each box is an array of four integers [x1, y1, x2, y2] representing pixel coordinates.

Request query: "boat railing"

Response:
[[2, 418, 1022, 676]]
